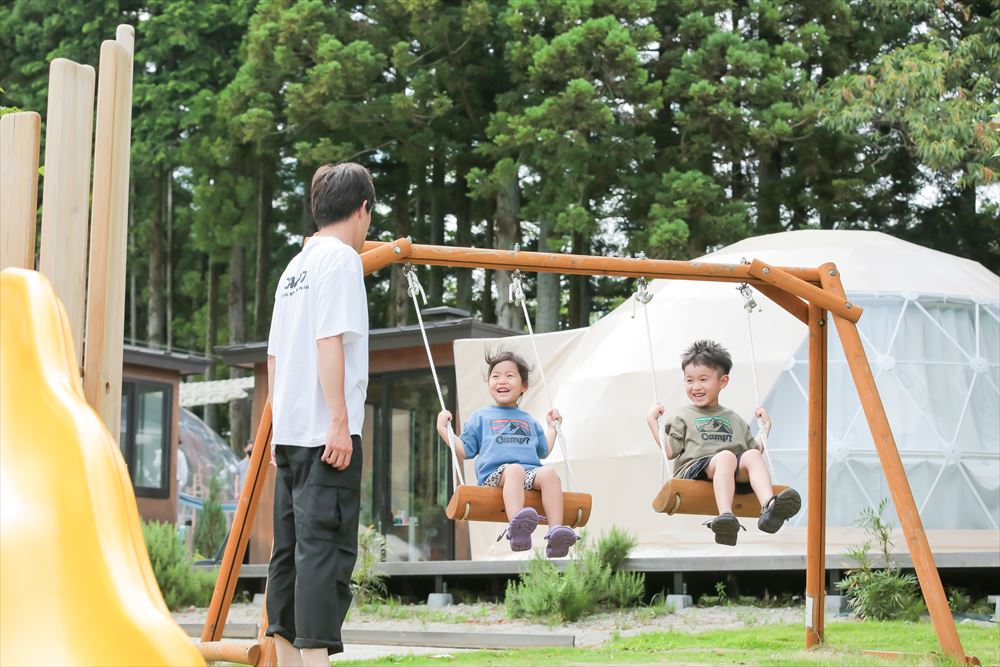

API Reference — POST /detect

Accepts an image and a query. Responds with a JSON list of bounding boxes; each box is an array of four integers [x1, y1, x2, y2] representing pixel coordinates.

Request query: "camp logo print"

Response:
[[280, 270, 309, 297], [695, 415, 733, 442], [491, 419, 532, 445]]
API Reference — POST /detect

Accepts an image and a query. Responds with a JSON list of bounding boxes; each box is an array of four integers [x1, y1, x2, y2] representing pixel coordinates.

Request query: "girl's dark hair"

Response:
[[484, 349, 532, 386], [681, 339, 732, 375]]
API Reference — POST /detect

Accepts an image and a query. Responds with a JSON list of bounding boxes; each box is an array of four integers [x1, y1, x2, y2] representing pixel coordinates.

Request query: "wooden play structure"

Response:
[[1, 26, 207, 666], [0, 29, 978, 667], [204, 239, 979, 665]]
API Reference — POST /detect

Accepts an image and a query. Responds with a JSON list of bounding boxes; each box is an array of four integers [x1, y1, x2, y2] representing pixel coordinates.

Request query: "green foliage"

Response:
[[505, 527, 642, 622], [142, 520, 217, 610], [837, 499, 925, 622], [192, 476, 227, 559], [352, 525, 388, 605]]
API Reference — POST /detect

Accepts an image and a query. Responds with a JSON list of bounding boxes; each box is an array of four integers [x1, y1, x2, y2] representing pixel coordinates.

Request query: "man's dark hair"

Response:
[[310, 162, 375, 228], [484, 349, 532, 386], [681, 339, 732, 375]]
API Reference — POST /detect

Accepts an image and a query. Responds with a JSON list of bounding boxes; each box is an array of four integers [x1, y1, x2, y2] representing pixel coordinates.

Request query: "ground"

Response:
[[178, 601, 998, 665]]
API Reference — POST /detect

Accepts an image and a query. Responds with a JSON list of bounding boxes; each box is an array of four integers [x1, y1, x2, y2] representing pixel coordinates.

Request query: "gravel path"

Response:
[[174, 601, 806, 647]]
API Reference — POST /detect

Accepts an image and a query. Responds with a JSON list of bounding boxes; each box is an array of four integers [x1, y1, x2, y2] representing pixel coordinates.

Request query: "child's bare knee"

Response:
[[504, 464, 526, 480], [714, 450, 738, 467], [536, 467, 559, 485]]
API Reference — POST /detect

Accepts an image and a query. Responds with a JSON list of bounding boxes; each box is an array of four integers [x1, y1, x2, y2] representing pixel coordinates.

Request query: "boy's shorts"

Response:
[[483, 463, 550, 490], [679, 452, 754, 495]]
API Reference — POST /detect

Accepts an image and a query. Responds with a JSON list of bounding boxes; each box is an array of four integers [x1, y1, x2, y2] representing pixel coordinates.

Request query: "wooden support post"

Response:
[[360, 237, 413, 274], [820, 265, 970, 665], [202, 402, 274, 642], [755, 283, 808, 324], [39, 59, 96, 364], [195, 641, 261, 664], [805, 302, 827, 648], [82, 38, 133, 439], [748, 258, 862, 322], [0, 111, 41, 270]]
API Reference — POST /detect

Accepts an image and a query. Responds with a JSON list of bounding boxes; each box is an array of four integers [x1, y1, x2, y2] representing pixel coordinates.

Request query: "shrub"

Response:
[[353, 525, 387, 604], [837, 499, 924, 621], [143, 520, 217, 610], [504, 527, 643, 622], [193, 475, 226, 559]]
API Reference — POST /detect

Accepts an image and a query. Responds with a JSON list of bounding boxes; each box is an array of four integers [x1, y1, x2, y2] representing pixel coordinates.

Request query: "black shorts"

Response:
[[680, 451, 754, 494]]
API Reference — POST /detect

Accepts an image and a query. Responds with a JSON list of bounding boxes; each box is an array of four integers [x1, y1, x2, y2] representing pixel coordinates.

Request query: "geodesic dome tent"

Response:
[[455, 230, 999, 559]]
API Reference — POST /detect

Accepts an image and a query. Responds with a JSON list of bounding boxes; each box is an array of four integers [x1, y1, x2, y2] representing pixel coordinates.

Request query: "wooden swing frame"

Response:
[[199, 238, 975, 665]]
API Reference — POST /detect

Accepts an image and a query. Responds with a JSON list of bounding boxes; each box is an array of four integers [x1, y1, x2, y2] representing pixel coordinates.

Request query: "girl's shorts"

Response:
[[483, 463, 547, 490]]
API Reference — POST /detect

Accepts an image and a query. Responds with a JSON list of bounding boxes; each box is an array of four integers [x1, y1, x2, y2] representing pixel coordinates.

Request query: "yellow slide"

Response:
[[0, 269, 204, 666]]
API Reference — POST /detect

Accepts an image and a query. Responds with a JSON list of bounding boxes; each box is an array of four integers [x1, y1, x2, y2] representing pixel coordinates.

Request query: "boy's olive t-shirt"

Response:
[[664, 403, 758, 477]]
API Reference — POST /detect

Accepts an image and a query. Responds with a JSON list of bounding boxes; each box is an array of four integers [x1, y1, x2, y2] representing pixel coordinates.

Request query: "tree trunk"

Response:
[[429, 149, 445, 304], [757, 147, 782, 234], [454, 162, 473, 313], [390, 177, 412, 327], [228, 242, 249, 456], [204, 258, 219, 431], [568, 231, 591, 328], [165, 169, 173, 350], [481, 209, 495, 324], [535, 216, 560, 332], [147, 171, 165, 346], [253, 161, 272, 340], [493, 171, 523, 329]]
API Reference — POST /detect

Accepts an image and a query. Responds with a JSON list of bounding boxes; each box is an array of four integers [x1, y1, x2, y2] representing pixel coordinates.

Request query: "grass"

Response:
[[329, 620, 999, 666], [349, 597, 498, 625]]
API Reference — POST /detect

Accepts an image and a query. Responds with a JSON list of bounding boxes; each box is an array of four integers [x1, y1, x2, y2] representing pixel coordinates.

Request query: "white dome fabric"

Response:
[[454, 230, 999, 560]]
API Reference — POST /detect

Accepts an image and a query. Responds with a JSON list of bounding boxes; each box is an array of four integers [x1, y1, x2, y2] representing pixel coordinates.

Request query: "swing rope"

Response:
[[737, 280, 775, 476], [402, 264, 465, 489], [632, 277, 671, 486], [509, 270, 579, 492]]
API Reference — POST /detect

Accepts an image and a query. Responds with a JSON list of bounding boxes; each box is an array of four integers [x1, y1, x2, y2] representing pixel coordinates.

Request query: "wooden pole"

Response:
[[748, 258, 862, 322], [195, 641, 261, 664], [202, 402, 274, 642], [0, 111, 41, 270], [39, 59, 96, 365], [359, 240, 823, 285], [360, 237, 412, 274], [755, 283, 808, 324], [82, 37, 132, 440], [805, 302, 828, 648], [819, 265, 969, 664]]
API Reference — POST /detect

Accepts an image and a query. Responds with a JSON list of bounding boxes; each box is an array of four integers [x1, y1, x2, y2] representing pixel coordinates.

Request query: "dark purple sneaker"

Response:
[[507, 507, 541, 551], [544, 525, 578, 558]]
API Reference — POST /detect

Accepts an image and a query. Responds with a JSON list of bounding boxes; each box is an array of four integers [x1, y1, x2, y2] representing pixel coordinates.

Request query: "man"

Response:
[[265, 162, 373, 666]]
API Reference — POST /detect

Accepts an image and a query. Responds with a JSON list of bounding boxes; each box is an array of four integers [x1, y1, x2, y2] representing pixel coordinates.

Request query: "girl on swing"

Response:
[[436, 350, 579, 558]]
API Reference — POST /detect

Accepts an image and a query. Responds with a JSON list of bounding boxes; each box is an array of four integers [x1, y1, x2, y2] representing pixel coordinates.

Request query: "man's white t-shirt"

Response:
[[267, 236, 368, 444]]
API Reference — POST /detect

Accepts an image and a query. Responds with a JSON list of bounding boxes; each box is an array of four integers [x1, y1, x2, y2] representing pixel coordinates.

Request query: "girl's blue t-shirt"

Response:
[[460, 405, 548, 485]]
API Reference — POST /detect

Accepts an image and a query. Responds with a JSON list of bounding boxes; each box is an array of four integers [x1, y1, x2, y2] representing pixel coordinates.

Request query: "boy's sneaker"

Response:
[[505, 507, 541, 551], [704, 512, 743, 546], [758, 488, 802, 534], [544, 525, 578, 558]]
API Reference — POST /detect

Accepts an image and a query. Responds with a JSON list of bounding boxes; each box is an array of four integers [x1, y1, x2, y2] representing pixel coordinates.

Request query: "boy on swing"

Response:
[[647, 340, 800, 545]]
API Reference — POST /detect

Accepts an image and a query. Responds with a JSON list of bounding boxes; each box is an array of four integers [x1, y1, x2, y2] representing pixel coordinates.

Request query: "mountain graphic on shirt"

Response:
[[695, 416, 733, 435], [491, 418, 532, 445]]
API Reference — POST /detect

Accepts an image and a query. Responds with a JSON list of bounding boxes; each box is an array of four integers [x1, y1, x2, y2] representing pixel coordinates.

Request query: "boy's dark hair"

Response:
[[681, 339, 732, 375], [310, 162, 375, 228], [484, 349, 532, 386]]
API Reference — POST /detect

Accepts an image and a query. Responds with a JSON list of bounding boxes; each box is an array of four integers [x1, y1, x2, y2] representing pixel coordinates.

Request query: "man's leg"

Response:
[[265, 445, 302, 666], [292, 439, 362, 660]]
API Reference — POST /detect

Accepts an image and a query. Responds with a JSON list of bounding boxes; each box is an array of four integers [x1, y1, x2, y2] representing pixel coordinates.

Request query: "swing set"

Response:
[[199, 238, 977, 666]]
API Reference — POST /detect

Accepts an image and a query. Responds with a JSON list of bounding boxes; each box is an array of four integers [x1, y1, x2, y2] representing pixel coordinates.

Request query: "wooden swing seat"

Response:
[[446, 485, 592, 527], [652, 478, 789, 518]]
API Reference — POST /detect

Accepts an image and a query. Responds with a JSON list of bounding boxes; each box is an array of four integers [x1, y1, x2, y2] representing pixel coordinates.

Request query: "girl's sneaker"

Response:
[[506, 507, 541, 551], [544, 525, 578, 558], [704, 512, 744, 546], [758, 488, 801, 533]]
